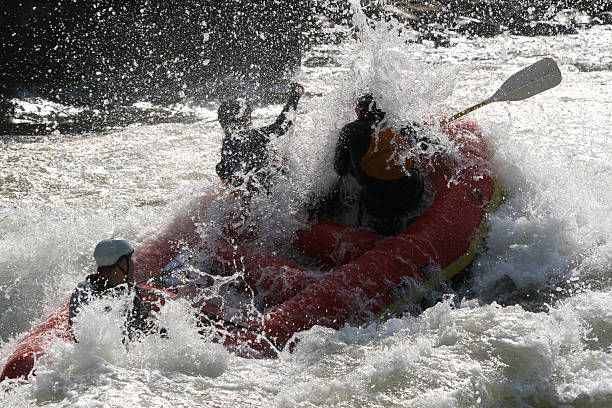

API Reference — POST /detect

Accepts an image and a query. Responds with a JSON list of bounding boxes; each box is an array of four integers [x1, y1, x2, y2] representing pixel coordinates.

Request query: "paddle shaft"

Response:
[[439, 100, 488, 127]]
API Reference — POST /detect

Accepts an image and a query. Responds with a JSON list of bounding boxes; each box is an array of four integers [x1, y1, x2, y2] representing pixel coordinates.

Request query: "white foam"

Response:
[[1, 8, 612, 407]]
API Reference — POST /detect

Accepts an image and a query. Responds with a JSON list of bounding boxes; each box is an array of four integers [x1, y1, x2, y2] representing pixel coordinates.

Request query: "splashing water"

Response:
[[1, 3, 612, 406]]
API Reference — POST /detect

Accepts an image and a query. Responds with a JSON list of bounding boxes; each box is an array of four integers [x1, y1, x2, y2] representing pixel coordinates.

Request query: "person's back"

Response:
[[216, 124, 277, 194], [69, 274, 117, 327], [334, 94, 424, 235], [69, 238, 155, 343], [216, 83, 304, 194]]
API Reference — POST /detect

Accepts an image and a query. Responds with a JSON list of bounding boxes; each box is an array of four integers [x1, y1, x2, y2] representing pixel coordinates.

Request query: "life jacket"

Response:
[[360, 126, 412, 181]]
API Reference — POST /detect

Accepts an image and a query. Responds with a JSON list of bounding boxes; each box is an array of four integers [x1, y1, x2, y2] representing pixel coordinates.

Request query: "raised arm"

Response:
[[260, 82, 304, 137]]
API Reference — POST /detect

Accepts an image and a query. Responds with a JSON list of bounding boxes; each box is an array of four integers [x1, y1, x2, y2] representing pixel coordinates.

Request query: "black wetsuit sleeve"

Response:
[[259, 93, 301, 137], [334, 125, 351, 176], [68, 282, 94, 327]]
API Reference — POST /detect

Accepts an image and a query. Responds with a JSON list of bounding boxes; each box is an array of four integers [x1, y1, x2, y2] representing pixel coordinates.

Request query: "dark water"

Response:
[[2, 0, 611, 137]]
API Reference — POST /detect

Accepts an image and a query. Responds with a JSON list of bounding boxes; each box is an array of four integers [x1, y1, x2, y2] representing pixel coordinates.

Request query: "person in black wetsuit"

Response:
[[216, 82, 304, 195], [69, 238, 157, 343], [334, 93, 427, 236]]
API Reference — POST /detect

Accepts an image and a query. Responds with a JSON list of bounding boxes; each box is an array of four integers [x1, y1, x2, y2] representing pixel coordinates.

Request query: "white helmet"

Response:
[[94, 238, 134, 267]]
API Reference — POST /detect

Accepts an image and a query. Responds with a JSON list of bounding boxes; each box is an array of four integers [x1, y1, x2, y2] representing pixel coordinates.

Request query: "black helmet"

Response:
[[218, 98, 252, 129], [356, 93, 385, 122]]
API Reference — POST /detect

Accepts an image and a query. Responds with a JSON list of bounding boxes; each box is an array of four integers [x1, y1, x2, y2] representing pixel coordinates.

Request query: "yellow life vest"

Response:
[[360, 126, 412, 181]]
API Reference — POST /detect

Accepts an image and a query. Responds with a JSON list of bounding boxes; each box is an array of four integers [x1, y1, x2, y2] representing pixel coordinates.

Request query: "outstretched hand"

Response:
[[289, 82, 304, 98]]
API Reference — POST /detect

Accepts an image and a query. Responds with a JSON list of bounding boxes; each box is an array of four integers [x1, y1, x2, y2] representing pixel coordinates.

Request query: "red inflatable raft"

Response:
[[1, 120, 500, 381]]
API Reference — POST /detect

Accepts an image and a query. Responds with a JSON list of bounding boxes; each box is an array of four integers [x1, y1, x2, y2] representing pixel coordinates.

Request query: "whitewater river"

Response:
[[1, 9, 611, 407]]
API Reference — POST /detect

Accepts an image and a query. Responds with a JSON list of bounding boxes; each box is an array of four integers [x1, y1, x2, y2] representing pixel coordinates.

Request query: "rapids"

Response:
[[1, 6, 611, 408]]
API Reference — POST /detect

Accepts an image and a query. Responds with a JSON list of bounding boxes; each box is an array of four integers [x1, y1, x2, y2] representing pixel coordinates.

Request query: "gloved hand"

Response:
[[288, 82, 304, 98]]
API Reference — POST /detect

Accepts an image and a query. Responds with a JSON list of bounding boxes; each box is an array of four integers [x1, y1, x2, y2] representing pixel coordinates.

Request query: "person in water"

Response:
[[68, 238, 156, 343], [334, 93, 427, 236], [215, 82, 305, 195]]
